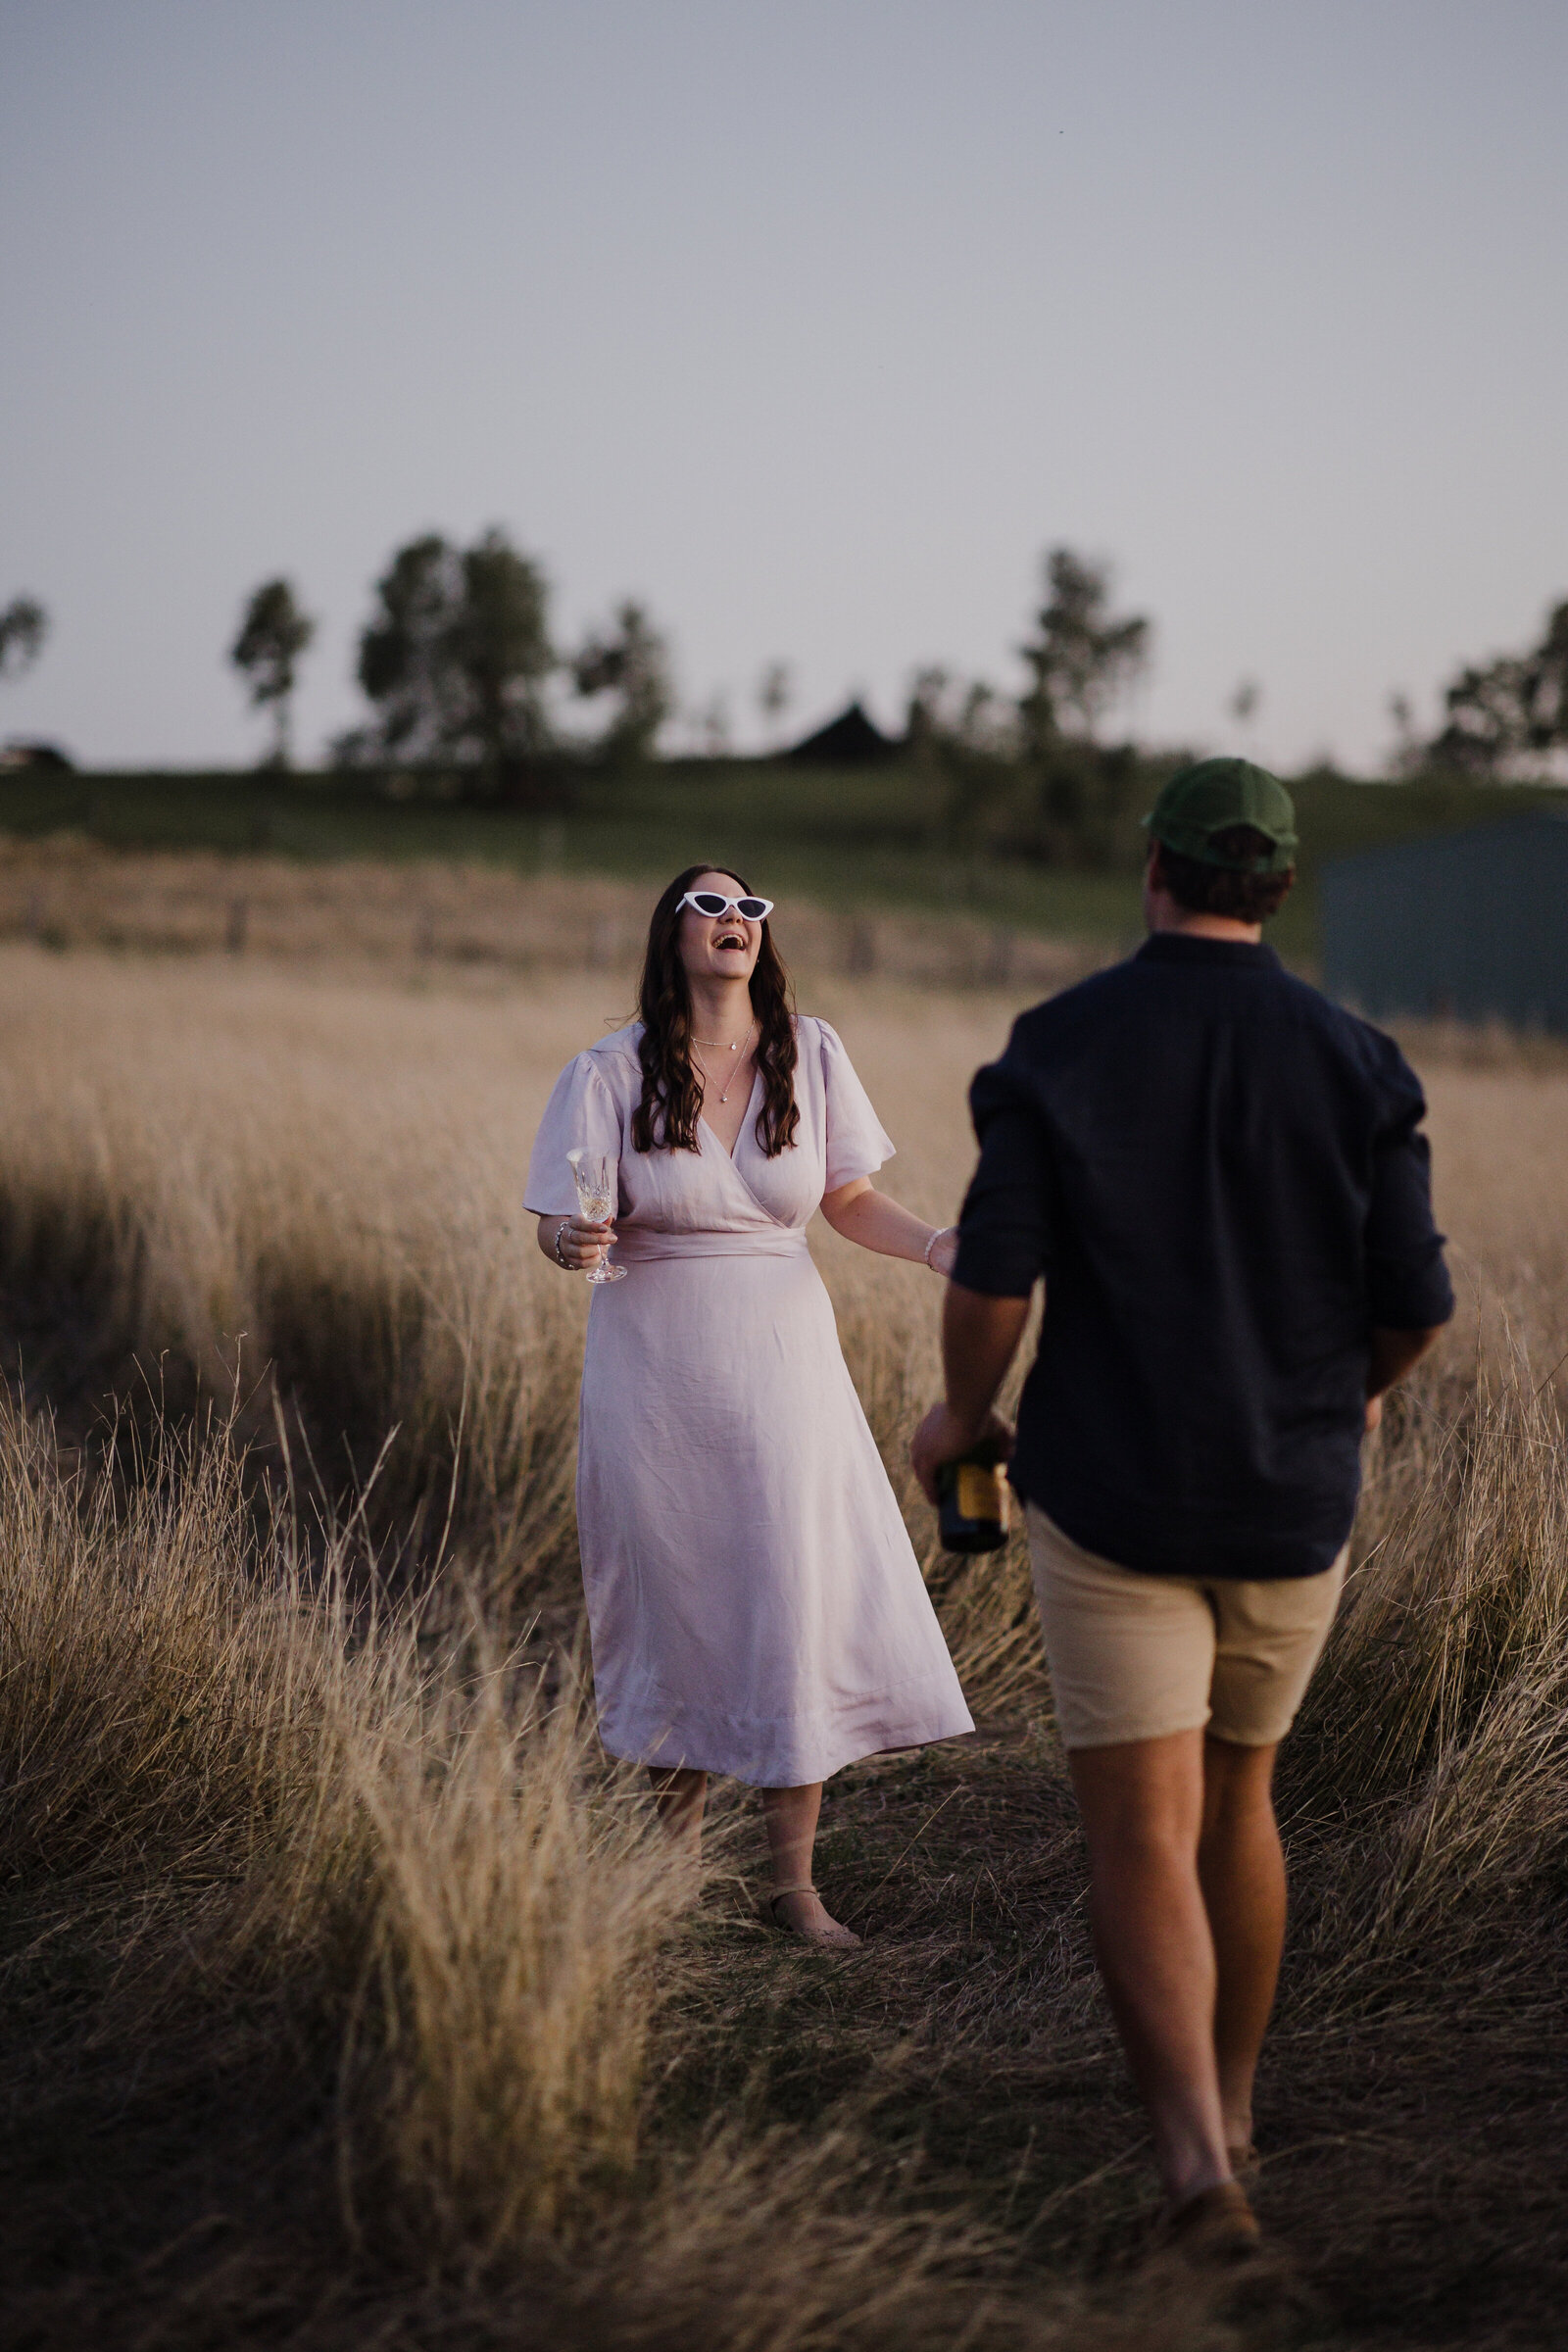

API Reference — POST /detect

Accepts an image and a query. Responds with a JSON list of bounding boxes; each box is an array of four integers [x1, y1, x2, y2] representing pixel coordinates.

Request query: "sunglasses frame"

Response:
[[679, 890, 774, 922]]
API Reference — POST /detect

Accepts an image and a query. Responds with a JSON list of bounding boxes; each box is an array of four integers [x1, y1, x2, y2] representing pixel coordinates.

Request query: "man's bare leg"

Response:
[[648, 1765, 707, 1852], [1068, 1729, 1231, 2204], [1199, 1736, 1286, 2160], [761, 1782, 860, 1943]]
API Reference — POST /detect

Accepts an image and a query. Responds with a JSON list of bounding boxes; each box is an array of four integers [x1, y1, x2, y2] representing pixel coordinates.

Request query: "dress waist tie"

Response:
[[610, 1226, 811, 1264]]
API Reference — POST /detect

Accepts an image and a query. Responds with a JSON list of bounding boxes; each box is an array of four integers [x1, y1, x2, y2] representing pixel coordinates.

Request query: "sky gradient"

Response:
[[3, 0, 1565, 772]]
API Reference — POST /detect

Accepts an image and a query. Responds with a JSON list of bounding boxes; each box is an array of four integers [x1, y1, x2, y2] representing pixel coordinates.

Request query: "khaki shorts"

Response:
[[1025, 1502, 1347, 1751]]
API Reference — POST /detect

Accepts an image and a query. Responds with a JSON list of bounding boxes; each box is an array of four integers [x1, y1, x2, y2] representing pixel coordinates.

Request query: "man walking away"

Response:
[[912, 760, 1453, 2259]]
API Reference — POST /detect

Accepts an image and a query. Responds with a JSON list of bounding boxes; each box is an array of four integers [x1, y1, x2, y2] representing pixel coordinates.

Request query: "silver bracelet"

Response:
[[924, 1224, 956, 1269], [554, 1219, 572, 1268]]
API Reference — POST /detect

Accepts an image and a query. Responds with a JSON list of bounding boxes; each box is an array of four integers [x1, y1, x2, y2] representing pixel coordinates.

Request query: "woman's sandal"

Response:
[[762, 1883, 862, 1949]]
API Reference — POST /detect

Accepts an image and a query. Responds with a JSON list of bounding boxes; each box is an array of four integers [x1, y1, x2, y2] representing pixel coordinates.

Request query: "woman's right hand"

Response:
[[549, 1213, 617, 1271]]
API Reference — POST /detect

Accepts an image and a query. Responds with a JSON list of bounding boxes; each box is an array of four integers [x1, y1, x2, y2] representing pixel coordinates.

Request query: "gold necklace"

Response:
[[693, 1020, 756, 1105]]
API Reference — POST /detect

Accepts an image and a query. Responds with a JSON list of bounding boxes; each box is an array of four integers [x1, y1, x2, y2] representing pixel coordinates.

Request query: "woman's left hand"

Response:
[[926, 1226, 959, 1278]]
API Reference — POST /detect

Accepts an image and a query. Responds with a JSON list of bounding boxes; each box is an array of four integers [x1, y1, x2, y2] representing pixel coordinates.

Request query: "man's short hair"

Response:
[[1154, 826, 1296, 922]]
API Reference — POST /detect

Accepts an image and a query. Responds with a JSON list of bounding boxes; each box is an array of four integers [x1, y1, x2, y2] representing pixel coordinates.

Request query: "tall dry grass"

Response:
[[0, 1381, 689, 2265], [0, 1357, 1219, 2349], [0, 946, 1037, 1649], [1285, 1337, 1568, 1995], [3, 931, 1568, 2342]]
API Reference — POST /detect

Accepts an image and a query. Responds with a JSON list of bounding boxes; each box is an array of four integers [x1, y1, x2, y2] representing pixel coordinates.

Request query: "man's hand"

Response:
[[1366, 1324, 1445, 1424], [909, 1281, 1033, 1501], [911, 1400, 1014, 1504]]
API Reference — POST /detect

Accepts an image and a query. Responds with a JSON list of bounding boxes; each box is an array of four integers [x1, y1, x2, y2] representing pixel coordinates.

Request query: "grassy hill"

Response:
[[2, 758, 1559, 964]]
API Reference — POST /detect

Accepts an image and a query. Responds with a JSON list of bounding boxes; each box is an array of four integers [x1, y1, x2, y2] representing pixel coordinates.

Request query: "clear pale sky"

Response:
[[3, 0, 1564, 772]]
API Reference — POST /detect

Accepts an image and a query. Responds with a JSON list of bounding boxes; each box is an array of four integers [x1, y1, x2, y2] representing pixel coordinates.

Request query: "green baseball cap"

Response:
[[1143, 758, 1298, 873]]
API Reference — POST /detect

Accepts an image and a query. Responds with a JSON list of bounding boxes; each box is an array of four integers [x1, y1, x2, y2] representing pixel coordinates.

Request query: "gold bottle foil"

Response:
[[954, 1461, 1008, 1528]]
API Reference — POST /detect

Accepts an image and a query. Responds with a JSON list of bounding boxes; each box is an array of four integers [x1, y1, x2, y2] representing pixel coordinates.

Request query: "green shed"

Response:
[[1319, 809, 1568, 1032]]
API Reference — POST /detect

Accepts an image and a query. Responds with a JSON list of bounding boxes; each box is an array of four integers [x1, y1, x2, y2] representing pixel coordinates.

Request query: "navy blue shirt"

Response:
[[953, 934, 1454, 1581]]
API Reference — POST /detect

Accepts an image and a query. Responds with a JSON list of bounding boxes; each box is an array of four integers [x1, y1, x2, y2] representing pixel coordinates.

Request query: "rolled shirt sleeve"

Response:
[[951, 1053, 1054, 1298], [1364, 1061, 1456, 1331]]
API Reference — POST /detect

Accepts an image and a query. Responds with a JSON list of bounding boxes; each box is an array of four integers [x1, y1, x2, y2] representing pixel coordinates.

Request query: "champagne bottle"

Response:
[[936, 1440, 1010, 1554]]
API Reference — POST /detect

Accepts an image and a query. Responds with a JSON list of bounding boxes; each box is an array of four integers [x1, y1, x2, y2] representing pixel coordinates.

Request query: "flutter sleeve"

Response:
[[523, 1052, 624, 1217], [815, 1019, 896, 1190]]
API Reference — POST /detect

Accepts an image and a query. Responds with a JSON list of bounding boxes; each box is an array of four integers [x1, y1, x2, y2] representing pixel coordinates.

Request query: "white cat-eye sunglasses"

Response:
[[678, 890, 774, 921]]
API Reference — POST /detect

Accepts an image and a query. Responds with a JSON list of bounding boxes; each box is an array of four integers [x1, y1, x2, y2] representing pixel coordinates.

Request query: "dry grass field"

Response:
[[2, 878, 1567, 2351]]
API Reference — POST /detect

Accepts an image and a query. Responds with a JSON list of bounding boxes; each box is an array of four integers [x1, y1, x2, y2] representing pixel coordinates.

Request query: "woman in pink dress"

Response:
[[525, 864, 973, 1946]]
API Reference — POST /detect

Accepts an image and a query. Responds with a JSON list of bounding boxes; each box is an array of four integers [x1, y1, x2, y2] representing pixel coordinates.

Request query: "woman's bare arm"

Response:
[[819, 1178, 956, 1274]]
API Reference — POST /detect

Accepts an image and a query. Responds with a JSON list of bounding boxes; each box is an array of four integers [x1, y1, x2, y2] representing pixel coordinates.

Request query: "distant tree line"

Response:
[[13, 525, 1486, 817], [8, 536, 1567, 810], [906, 563, 1568, 859], [228, 528, 672, 794], [218, 528, 1568, 813]]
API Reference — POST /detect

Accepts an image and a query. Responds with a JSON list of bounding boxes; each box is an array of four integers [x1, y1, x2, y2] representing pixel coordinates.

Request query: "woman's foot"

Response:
[[1159, 2180, 1262, 2266], [1222, 2109, 1259, 2181], [765, 1884, 861, 1947]]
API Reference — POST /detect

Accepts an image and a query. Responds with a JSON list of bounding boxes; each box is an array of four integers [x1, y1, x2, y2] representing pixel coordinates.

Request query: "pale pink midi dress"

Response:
[[524, 1016, 974, 1786]]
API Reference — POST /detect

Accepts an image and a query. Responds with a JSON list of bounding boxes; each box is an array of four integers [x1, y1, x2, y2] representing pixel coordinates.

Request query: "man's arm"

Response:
[[1360, 1057, 1454, 1437], [1359, 1062, 1454, 1431], [1362, 1323, 1444, 1431], [910, 1048, 1053, 1498], [910, 1283, 1032, 1501]]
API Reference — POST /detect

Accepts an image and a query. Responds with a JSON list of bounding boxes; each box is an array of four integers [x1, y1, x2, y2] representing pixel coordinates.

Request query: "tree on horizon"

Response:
[[0, 596, 50, 682], [353, 527, 555, 786], [1013, 549, 1152, 858], [230, 578, 316, 767], [571, 600, 672, 767], [1018, 548, 1151, 754], [757, 661, 792, 751]]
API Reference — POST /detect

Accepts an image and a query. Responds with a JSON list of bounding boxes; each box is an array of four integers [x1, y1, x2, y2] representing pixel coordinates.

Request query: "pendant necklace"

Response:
[[693, 1019, 756, 1105]]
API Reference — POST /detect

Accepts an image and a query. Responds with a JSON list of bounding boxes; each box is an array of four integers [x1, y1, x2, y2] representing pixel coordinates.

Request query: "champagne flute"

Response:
[[565, 1148, 627, 1285]]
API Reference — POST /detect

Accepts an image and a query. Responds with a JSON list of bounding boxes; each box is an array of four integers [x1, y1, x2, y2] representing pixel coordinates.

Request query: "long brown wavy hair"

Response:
[[631, 863, 800, 1156]]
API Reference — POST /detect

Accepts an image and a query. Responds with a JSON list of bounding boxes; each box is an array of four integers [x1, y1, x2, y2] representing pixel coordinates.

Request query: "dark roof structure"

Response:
[[1320, 809, 1568, 1032], [0, 739, 74, 771], [785, 700, 900, 765]]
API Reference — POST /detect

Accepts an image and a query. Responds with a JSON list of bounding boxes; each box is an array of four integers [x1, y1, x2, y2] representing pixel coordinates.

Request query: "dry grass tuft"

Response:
[[347, 1640, 685, 2261], [1286, 1335, 1568, 1988], [0, 1386, 332, 1886]]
